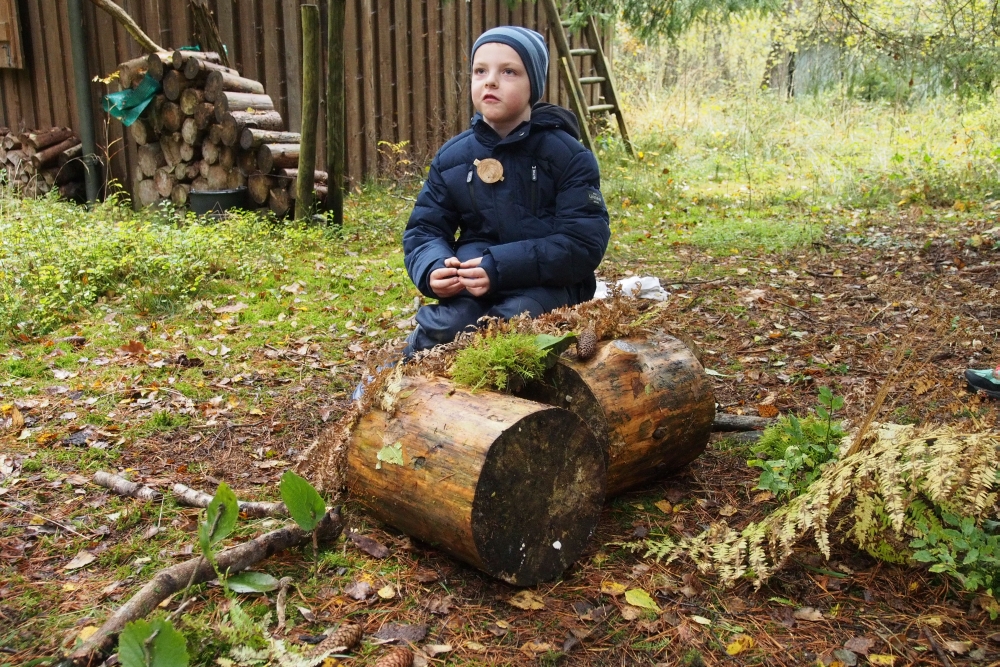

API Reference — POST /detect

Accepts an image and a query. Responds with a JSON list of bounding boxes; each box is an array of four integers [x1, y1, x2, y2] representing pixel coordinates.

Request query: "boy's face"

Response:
[[471, 43, 532, 135]]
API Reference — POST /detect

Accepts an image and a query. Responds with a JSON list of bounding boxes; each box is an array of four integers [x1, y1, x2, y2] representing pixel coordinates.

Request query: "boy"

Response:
[[402, 26, 610, 354]]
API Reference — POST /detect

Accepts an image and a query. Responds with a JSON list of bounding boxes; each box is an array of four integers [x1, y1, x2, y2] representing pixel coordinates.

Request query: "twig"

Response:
[[921, 625, 954, 667], [0, 500, 87, 539], [663, 276, 727, 286], [93, 471, 160, 501], [712, 413, 774, 432], [64, 508, 343, 665], [87, 0, 164, 52], [172, 483, 289, 518], [275, 576, 294, 631], [761, 296, 816, 321]]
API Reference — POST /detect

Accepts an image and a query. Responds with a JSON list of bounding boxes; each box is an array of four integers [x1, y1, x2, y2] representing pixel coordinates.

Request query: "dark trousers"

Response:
[[404, 285, 575, 355]]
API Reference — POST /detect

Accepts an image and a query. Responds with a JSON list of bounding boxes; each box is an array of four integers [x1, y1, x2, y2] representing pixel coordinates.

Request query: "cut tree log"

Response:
[[146, 51, 172, 81], [175, 161, 201, 181], [206, 164, 229, 189], [257, 143, 300, 173], [118, 55, 150, 88], [31, 138, 80, 169], [215, 92, 276, 122], [161, 101, 184, 132], [207, 124, 225, 145], [247, 172, 273, 204], [516, 335, 715, 497], [227, 169, 246, 189], [181, 117, 203, 146], [205, 71, 265, 103], [171, 183, 191, 206], [154, 167, 176, 197], [184, 57, 239, 81], [191, 176, 210, 191], [161, 133, 184, 168], [134, 179, 160, 207], [179, 87, 206, 116], [220, 110, 284, 146], [171, 49, 222, 70], [149, 95, 167, 134], [202, 138, 220, 165], [64, 508, 343, 665], [178, 142, 196, 163], [20, 128, 75, 152], [268, 186, 292, 216], [347, 376, 605, 585], [238, 148, 257, 174], [162, 69, 193, 101], [240, 128, 301, 151], [192, 102, 216, 130], [128, 119, 154, 146], [218, 145, 235, 170], [137, 143, 166, 177]]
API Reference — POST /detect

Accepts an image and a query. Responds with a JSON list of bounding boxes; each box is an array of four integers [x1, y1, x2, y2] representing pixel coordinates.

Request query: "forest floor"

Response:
[[2, 136, 1000, 666]]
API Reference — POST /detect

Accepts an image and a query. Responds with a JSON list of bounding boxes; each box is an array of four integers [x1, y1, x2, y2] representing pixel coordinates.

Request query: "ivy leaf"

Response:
[[225, 571, 281, 594], [279, 470, 326, 532], [198, 482, 238, 559], [119, 617, 189, 667]]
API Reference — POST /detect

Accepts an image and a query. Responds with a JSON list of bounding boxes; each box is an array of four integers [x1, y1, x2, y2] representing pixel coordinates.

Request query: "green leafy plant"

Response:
[[910, 514, 1000, 599], [748, 387, 845, 499], [198, 482, 239, 568], [118, 616, 189, 667], [450, 332, 550, 392], [279, 470, 327, 578]]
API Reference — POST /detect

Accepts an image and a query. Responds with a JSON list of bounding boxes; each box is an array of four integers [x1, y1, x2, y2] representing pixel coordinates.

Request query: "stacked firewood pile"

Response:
[[120, 49, 323, 215], [0, 126, 86, 201]]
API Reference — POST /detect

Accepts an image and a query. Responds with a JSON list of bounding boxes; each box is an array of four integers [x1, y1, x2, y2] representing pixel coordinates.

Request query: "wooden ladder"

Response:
[[541, 0, 634, 157]]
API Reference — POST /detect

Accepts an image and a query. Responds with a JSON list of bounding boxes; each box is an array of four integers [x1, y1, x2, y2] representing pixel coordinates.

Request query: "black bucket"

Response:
[[189, 187, 248, 215]]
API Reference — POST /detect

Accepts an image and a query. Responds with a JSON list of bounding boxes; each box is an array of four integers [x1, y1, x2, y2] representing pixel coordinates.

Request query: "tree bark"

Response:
[[220, 110, 284, 146], [65, 508, 343, 665], [20, 128, 75, 152], [240, 129, 301, 151], [172, 483, 288, 518], [257, 143, 299, 174], [88, 0, 164, 53], [516, 335, 715, 497], [93, 471, 160, 501], [348, 376, 605, 585], [205, 71, 265, 103], [184, 58, 240, 81], [296, 4, 321, 220], [215, 92, 276, 122]]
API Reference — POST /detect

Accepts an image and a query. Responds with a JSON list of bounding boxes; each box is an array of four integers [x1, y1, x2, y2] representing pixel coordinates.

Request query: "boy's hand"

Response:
[[429, 257, 463, 298], [458, 257, 491, 297]]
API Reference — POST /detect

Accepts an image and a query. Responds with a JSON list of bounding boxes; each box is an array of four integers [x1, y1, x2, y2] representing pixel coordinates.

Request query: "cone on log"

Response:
[[348, 376, 605, 585], [515, 334, 715, 496]]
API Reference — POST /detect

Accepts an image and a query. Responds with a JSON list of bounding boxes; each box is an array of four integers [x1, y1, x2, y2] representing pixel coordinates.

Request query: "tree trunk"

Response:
[[326, 0, 346, 224], [257, 143, 299, 173], [205, 71, 265, 103], [296, 4, 320, 220], [348, 376, 605, 585], [516, 335, 715, 497], [220, 110, 284, 146], [240, 129, 302, 151]]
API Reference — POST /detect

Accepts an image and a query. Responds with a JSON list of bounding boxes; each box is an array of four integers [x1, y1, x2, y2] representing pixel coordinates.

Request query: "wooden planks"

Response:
[[0, 0, 25, 68]]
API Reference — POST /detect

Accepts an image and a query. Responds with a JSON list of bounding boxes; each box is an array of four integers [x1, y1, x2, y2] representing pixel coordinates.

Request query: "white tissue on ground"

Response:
[[593, 276, 670, 301]]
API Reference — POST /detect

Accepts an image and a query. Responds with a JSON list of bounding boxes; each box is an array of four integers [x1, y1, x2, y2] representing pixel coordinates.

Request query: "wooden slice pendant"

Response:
[[474, 158, 504, 183]]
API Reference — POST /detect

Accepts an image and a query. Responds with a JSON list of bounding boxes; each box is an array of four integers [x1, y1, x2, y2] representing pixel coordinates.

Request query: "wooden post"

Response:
[[348, 376, 605, 585], [326, 0, 346, 225], [296, 4, 321, 220]]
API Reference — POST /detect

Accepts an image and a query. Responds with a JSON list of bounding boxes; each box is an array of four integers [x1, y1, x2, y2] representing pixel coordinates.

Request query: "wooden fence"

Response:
[[0, 0, 606, 193]]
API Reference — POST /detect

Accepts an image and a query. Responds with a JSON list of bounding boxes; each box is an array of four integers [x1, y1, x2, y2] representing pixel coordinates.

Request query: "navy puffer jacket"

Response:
[[403, 103, 610, 302]]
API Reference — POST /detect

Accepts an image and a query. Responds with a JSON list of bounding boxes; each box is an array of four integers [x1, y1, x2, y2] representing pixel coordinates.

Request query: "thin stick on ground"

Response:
[[172, 483, 289, 518], [64, 508, 343, 665], [93, 471, 160, 501]]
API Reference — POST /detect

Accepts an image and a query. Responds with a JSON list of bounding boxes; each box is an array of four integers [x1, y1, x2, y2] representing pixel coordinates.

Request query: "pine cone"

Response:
[[312, 623, 363, 655], [576, 328, 598, 360], [373, 647, 414, 667]]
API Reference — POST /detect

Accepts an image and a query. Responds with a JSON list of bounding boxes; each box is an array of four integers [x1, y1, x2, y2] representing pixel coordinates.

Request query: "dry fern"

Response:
[[643, 424, 1000, 588]]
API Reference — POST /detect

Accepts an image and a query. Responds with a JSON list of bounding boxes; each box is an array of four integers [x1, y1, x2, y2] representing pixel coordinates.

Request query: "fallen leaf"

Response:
[[654, 500, 672, 513], [726, 634, 755, 655], [464, 641, 485, 652], [718, 504, 738, 517], [297, 605, 316, 622], [119, 340, 148, 356], [421, 595, 453, 615], [508, 590, 545, 610], [833, 648, 858, 666], [9, 406, 24, 431], [600, 580, 627, 596], [792, 606, 823, 621], [348, 531, 389, 558], [413, 568, 439, 584], [214, 302, 248, 314], [520, 640, 553, 656], [844, 636, 875, 655], [423, 644, 452, 657], [943, 640, 971, 655], [377, 584, 396, 599], [343, 581, 372, 600], [690, 615, 712, 626], [65, 550, 97, 571], [620, 605, 642, 620], [77, 626, 99, 643], [624, 589, 659, 611], [868, 655, 896, 666]]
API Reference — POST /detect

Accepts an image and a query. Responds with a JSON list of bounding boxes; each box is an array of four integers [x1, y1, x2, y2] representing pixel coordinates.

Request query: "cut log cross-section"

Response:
[[516, 335, 715, 496], [257, 143, 299, 173], [162, 70, 193, 101], [220, 110, 284, 146], [348, 376, 606, 586]]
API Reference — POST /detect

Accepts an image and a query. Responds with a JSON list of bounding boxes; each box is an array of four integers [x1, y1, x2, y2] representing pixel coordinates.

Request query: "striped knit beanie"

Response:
[[472, 27, 549, 105]]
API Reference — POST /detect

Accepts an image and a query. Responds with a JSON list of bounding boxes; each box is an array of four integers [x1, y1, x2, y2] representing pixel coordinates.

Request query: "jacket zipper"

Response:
[[531, 164, 538, 214], [467, 165, 483, 223]]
